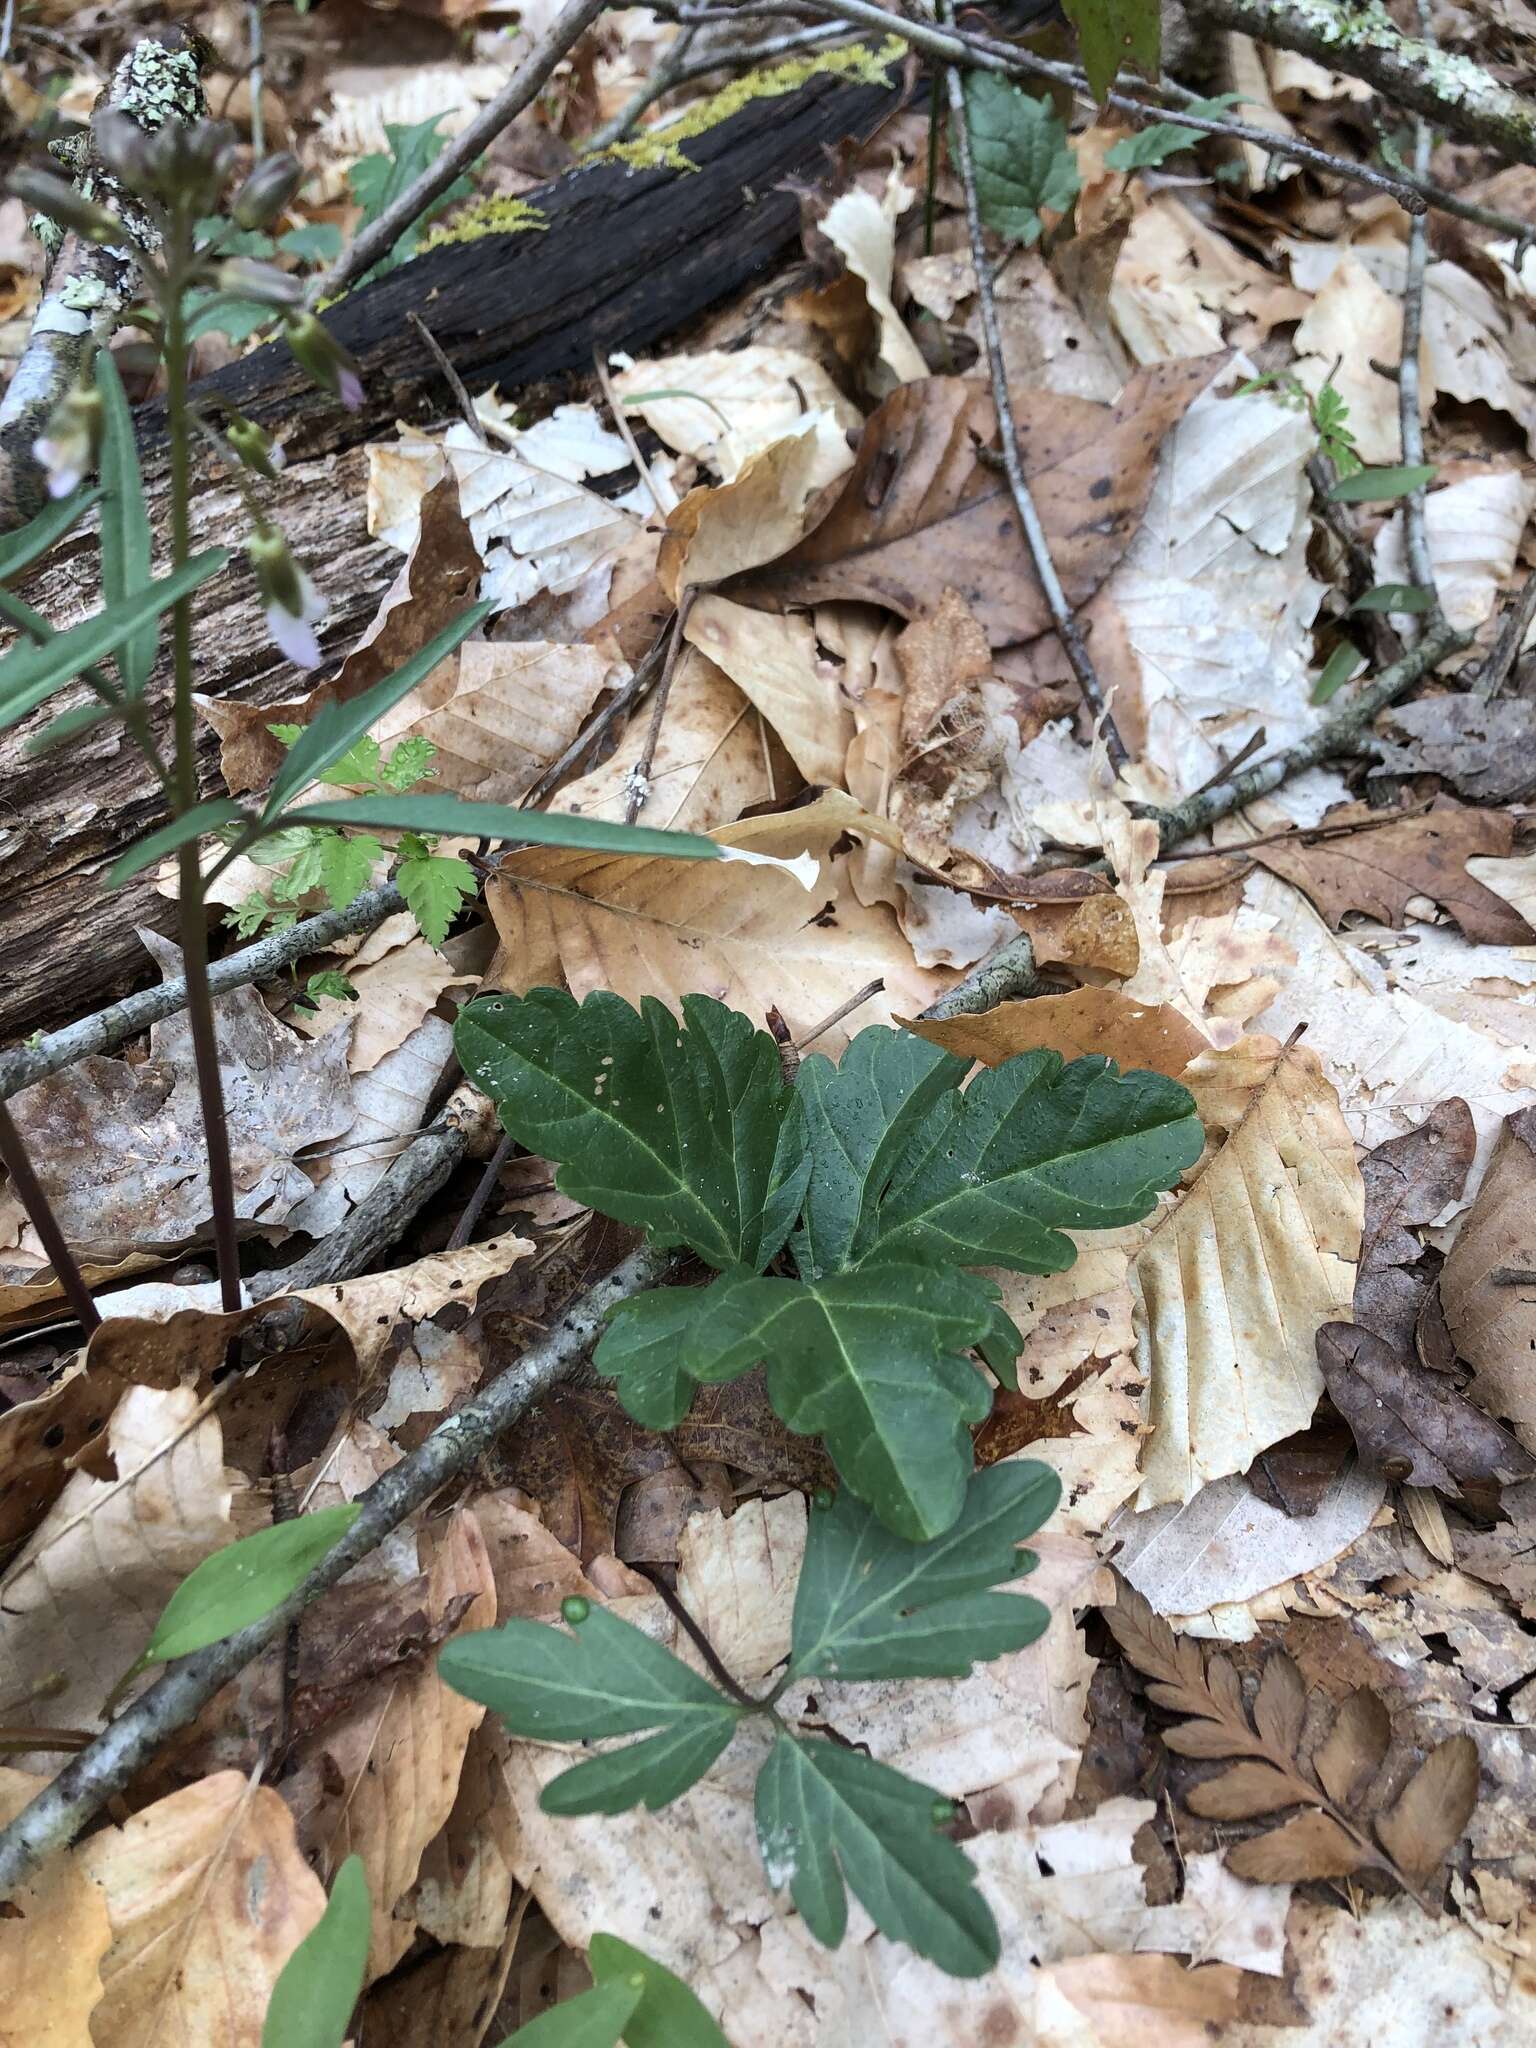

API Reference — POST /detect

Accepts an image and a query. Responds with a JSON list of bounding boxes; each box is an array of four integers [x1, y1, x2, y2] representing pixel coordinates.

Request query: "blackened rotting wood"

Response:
[[0, 66, 906, 1045], [194, 68, 906, 456]]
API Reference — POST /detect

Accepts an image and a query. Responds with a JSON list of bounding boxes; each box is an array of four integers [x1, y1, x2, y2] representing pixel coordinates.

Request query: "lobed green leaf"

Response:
[[960, 74, 1080, 245]]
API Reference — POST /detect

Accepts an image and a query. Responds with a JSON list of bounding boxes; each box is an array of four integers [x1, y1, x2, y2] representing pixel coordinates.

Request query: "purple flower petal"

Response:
[[336, 367, 364, 413]]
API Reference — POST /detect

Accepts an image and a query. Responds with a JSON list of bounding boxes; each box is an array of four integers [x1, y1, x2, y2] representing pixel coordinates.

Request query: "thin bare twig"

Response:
[[940, 21, 1128, 770], [1474, 565, 1536, 700], [592, 345, 669, 520], [586, 20, 701, 151], [520, 630, 672, 811], [794, 978, 885, 1050], [409, 311, 486, 442], [313, 0, 607, 302], [625, 589, 697, 824], [1398, 3, 1439, 625], [446, 1129, 515, 1252]]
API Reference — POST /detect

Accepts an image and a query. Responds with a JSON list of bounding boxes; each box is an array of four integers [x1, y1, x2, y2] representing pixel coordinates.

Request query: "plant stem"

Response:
[[164, 235, 243, 1315], [0, 1099, 99, 1330]]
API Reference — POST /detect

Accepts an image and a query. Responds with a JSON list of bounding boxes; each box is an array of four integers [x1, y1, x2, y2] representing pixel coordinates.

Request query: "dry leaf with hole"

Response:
[[887, 587, 1002, 868], [610, 343, 860, 487], [0, 1765, 111, 2043], [1440, 1104, 1536, 1456], [74, 1771, 326, 2048], [1134, 1034, 1363, 1506], [1317, 1320, 1534, 1492], [685, 593, 854, 785], [1250, 802, 1536, 947], [288, 919, 485, 1073], [485, 791, 943, 1049], [735, 360, 1219, 648]]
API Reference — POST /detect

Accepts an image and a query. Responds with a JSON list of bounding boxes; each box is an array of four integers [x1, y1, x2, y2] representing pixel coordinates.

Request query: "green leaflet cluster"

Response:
[[440, 1462, 1061, 1978], [455, 988, 1201, 1541]]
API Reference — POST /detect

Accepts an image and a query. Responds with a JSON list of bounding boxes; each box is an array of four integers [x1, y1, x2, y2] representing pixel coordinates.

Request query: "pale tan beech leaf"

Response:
[[0, 1766, 111, 2045], [610, 343, 860, 487], [75, 1772, 326, 2048], [685, 593, 853, 786], [658, 427, 833, 597], [486, 792, 943, 1052], [1134, 1034, 1363, 1507]]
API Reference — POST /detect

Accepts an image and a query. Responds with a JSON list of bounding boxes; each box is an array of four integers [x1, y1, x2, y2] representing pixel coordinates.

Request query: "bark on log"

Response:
[[0, 62, 904, 1044]]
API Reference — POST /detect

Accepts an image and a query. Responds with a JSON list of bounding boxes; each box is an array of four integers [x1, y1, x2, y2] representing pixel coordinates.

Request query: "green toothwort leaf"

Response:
[[1327, 463, 1436, 503], [1103, 94, 1238, 169], [1062, 0, 1161, 101], [313, 829, 386, 912], [95, 348, 157, 696], [755, 1733, 998, 1975], [587, 1935, 730, 2048], [398, 849, 477, 946], [610, 1263, 999, 1540], [592, 1284, 712, 1429], [792, 1029, 968, 1279], [787, 1462, 1059, 1683], [142, 1504, 362, 1666], [438, 1603, 745, 1814], [959, 74, 1080, 245], [261, 1854, 369, 2048], [455, 989, 810, 1273], [493, 1978, 642, 2048], [854, 1040, 1202, 1276]]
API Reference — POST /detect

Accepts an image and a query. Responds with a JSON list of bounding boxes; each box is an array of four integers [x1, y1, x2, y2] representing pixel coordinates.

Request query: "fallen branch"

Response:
[[1182, 0, 1536, 164], [312, 0, 608, 302], [1147, 619, 1468, 849], [941, 21, 1129, 769]]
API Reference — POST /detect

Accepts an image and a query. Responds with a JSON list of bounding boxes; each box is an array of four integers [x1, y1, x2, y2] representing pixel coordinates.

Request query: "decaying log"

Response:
[[0, 60, 905, 1043]]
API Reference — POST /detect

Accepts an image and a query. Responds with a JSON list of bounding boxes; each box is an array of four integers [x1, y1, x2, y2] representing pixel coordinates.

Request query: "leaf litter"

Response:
[[6, 13, 1536, 2045]]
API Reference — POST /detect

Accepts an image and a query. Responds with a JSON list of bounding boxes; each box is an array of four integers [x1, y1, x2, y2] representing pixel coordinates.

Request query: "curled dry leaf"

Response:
[[1354, 1099, 1476, 1356], [733, 360, 1220, 648], [1317, 1320, 1534, 1494], [1440, 1104, 1536, 1457], [658, 426, 835, 597], [1370, 691, 1536, 806], [610, 343, 861, 487]]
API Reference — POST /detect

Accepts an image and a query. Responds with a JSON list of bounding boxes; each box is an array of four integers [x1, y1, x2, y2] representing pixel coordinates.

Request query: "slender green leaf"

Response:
[[791, 1029, 968, 1279], [261, 1855, 369, 2048], [1327, 463, 1436, 502], [493, 1979, 642, 2048], [264, 601, 491, 816], [0, 483, 100, 587], [1062, 0, 1161, 100], [539, 1718, 740, 1816], [24, 698, 120, 755], [755, 1734, 998, 1976], [107, 798, 248, 887], [0, 581, 61, 647], [456, 989, 809, 1273], [286, 794, 724, 861], [588, 1935, 730, 2048], [438, 1603, 743, 1746], [95, 349, 157, 694], [1311, 640, 1364, 705], [0, 549, 227, 734], [144, 1505, 362, 1666], [859, 1041, 1202, 1275], [1350, 582, 1434, 614], [787, 1462, 1059, 1683], [610, 1262, 997, 1540], [960, 74, 1080, 245]]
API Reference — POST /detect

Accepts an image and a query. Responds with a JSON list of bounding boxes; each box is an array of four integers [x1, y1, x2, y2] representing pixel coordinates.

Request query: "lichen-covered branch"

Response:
[[0, 30, 208, 529], [1183, 0, 1536, 164]]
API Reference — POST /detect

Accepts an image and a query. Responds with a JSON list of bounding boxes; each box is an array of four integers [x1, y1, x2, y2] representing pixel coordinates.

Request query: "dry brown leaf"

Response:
[[1293, 257, 1407, 462], [0, 1386, 234, 1753], [735, 360, 1219, 647], [1355, 1100, 1476, 1355], [75, 1771, 326, 2048], [284, 1013, 454, 1239], [1440, 1105, 1536, 1455], [1250, 802, 1536, 947], [610, 343, 860, 487], [1186, 1759, 1313, 1819], [199, 475, 482, 795], [1134, 1035, 1363, 1506], [6, 931, 355, 1257], [1374, 471, 1536, 636], [1225, 1809, 1371, 1883], [674, 1496, 806, 1685], [1313, 1688, 1392, 1810], [1317, 1320, 1533, 1492], [1374, 1735, 1482, 1886], [485, 791, 943, 1049], [658, 427, 833, 596], [685, 593, 853, 785], [1036, 1951, 1242, 2046], [909, 986, 1209, 1083], [1011, 881, 1142, 979], [818, 175, 929, 391], [558, 646, 780, 830], [294, 1232, 534, 1379], [0, 1766, 111, 2044], [887, 587, 1001, 866], [372, 638, 616, 803], [1372, 691, 1536, 805]]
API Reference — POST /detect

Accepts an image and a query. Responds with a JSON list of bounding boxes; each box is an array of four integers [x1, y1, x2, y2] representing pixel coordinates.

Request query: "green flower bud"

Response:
[[33, 381, 104, 499], [141, 118, 239, 213], [8, 169, 120, 245], [218, 256, 303, 309], [232, 152, 303, 232], [226, 413, 281, 479], [283, 311, 363, 413]]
